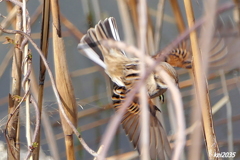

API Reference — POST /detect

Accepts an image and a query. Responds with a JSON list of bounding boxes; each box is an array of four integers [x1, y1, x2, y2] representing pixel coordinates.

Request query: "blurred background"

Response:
[[0, 0, 240, 159]]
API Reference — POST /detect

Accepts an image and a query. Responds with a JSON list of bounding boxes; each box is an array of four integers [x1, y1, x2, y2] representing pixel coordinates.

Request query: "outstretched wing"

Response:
[[112, 85, 172, 160]]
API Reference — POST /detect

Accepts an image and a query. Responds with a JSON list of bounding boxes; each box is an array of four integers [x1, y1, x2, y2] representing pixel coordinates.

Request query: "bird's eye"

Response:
[[159, 94, 164, 103]]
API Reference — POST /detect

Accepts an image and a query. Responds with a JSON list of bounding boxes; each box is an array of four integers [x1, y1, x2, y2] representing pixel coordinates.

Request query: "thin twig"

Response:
[[5, 86, 31, 159], [22, 1, 32, 158], [157, 67, 185, 160], [24, 96, 40, 160]]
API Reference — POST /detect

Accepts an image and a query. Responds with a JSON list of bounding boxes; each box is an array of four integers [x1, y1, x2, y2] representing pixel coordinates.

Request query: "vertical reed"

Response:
[[183, 0, 220, 159], [33, 0, 51, 159], [50, 0, 78, 159], [7, 3, 22, 160]]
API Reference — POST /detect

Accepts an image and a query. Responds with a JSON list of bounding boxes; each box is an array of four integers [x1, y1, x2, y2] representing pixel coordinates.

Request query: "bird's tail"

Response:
[[78, 17, 125, 68]]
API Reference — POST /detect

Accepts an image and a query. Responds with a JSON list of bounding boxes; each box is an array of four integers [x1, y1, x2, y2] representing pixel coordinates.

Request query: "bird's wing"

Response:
[[166, 48, 192, 69], [112, 85, 172, 160]]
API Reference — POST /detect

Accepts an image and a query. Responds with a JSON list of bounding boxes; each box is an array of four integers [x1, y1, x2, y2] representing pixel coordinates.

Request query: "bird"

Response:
[[78, 17, 180, 160]]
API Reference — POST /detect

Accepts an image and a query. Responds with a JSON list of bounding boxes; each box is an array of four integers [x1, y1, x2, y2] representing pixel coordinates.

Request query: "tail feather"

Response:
[[102, 17, 121, 41], [79, 34, 106, 69], [78, 17, 126, 68]]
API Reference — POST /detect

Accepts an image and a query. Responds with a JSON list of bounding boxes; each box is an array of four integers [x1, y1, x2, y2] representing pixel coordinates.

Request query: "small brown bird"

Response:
[[78, 17, 179, 160]]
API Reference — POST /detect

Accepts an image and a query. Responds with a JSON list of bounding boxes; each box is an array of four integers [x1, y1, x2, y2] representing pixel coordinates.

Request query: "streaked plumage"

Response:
[[78, 17, 179, 160]]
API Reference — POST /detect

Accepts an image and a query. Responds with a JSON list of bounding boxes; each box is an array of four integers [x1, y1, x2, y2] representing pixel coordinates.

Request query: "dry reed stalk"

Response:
[[215, 114, 240, 126], [212, 96, 229, 114], [0, 26, 98, 157], [33, 0, 51, 159], [117, 0, 135, 45], [138, 0, 150, 159], [146, 14, 155, 55], [219, 70, 233, 158], [154, 0, 165, 52], [50, 0, 77, 159], [233, 0, 240, 32], [106, 151, 138, 160], [29, 4, 43, 26], [158, 68, 185, 160], [168, 2, 188, 159], [28, 65, 60, 160], [42, 66, 101, 88], [169, 0, 187, 51], [60, 13, 84, 40], [126, 0, 138, 34], [170, 0, 201, 157], [0, 4, 18, 35], [5, 1, 16, 27], [183, 0, 220, 160], [52, 103, 112, 127], [91, 0, 101, 22], [29, 70, 60, 160], [6, 4, 22, 160], [50, 118, 111, 145], [169, 0, 185, 33], [0, 48, 14, 79], [125, 0, 154, 55], [22, 2, 32, 160]]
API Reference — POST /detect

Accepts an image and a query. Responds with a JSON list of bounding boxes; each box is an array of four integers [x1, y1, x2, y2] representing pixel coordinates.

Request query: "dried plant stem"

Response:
[[117, 0, 135, 45], [0, 47, 14, 78], [183, 0, 220, 159], [29, 3, 42, 26], [22, 2, 32, 160], [158, 68, 185, 160], [219, 70, 233, 159], [28, 67, 60, 160], [212, 96, 229, 114], [91, 0, 101, 22], [24, 96, 41, 160], [60, 13, 83, 40], [169, 0, 185, 33], [33, 0, 51, 159], [154, 0, 165, 51], [138, 0, 150, 159], [233, 0, 240, 32], [6, 5, 22, 160], [6, 89, 30, 160], [106, 151, 138, 160], [5, 2, 16, 27], [50, 0, 78, 159], [169, 0, 187, 50], [0, 3, 18, 35], [0, 27, 98, 157]]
